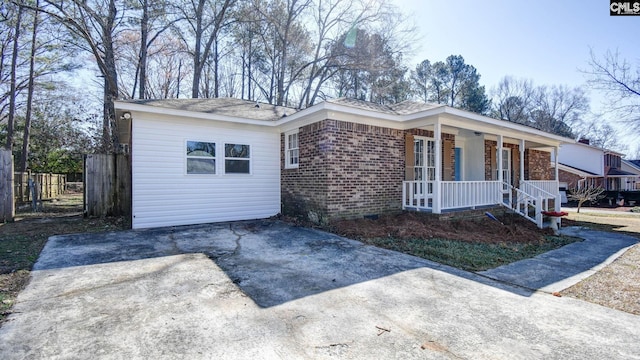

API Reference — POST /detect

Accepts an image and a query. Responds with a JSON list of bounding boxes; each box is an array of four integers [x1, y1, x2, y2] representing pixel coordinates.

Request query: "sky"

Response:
[[395, 0, 640, 149]]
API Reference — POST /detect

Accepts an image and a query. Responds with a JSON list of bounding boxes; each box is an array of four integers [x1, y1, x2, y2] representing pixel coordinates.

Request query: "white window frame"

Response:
[[284, 129, 299, 169], [224, 143, 252, 175], [185, 140, 217, 175]]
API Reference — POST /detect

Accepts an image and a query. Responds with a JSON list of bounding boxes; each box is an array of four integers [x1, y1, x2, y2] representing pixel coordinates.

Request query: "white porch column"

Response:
[[554, 146, 560, 181], [554, 146, 561, 212], [497, 135, 503, 184], [520, 139, 525, 184], [433, 119, 442, 214]]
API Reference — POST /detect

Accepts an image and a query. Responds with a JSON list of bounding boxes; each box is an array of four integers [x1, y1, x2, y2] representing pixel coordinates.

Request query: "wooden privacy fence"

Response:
[[0, 149, 14, 222], [14, 172, 67, 203], [84, 154, 131, 217]]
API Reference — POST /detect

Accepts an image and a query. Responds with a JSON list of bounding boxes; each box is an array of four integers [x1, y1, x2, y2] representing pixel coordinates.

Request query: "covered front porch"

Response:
[[400, 110, 564, 228]]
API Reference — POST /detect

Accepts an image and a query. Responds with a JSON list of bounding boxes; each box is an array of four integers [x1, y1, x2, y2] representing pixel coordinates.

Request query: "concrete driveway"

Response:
[[1, 220, 639, 359]]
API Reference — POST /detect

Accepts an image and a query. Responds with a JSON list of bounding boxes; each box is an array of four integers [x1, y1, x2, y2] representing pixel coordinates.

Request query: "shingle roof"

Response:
[[559, 163, 599, 176], [121, 98, 297, 121], [325, 98, 443, 115], [607, 168, 637, 176]]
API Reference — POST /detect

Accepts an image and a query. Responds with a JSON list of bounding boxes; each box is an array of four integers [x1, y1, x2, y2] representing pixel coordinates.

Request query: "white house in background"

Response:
[[557, 140, 640, 191], [115, 98, 572, 230], [622, 160, 640, 191]]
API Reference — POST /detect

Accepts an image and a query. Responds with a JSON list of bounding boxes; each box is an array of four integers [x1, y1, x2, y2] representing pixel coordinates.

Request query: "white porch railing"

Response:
[[402, 181, 502, 211], [521, 180, 561, 213], [402, 181, 434, 210], [440, 181, 502, 210], [402, 180, 559, 228], [508, 184, 543, 227], [521, 180, 559, 197]]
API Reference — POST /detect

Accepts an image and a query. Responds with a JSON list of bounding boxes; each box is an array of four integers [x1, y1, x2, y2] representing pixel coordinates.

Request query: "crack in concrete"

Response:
[[228, 223, 246, 258]]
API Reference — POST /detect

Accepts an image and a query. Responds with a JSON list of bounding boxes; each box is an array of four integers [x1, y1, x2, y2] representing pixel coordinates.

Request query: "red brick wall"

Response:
[[324, 120, 405, 218], [559, 169, 583, 188], [281, 120, 405, 221], [281, 120, 457, 221], [281, 122, 330, 219], [525, 149, 552, 180], [558, 170, 606, 189], [283, 125, 557, 221]]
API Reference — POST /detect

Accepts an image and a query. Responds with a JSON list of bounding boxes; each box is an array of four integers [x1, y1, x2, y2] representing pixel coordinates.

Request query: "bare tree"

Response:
[[586, 49, 640, 132], [490, 77, 589, 138], [172, 0, 235, 98], [249, 0, 312, 106], [567, 186, 605, 213], [297, 0, 403, 108], [491, 76, 534, 124], [4, 2, 22, 151], [298, 0, 354, 108], [20, 0, 38, 171], [627, 144, 640, 160], [144, 37, 191, 99], [575, 118, 627, 153], [33, 0, 125, 152], [128, 0, 179, 99], [529, 85, 588, 137]]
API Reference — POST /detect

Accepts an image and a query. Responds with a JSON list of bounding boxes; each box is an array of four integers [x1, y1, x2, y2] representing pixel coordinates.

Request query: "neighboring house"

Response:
[[115, 97, 571, 230], [621, 159, 640, 191], [558, 140, 640, 191]]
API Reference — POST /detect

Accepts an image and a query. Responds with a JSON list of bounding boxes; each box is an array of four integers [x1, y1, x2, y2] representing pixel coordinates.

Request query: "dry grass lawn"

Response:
[[561, 211, 640, 315]]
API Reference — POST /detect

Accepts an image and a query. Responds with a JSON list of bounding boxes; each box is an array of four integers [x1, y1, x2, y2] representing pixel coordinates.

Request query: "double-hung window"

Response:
[[225, 143, 251, 174], [186, 141, 216, 174], [285, 130, 299, 169]]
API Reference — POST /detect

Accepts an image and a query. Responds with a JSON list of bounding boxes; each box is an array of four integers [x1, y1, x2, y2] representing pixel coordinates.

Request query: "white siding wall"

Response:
[[557, 144, 604, 176], [131, 113, 280, 229], [622, 161, 640, 175]]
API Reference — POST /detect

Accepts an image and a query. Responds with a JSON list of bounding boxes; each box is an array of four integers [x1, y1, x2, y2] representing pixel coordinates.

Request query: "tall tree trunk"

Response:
[[247, 40, 252, 100], [190, 0, 232, 98], [102, 0, 119, 152], [276, 30, 288, 106], [191, 0, 205, 98], [241, 52, 245, 99], [20, 0, 39, 172], [176, 59, 182, 98], [213, 39, 219, 98], [5, 4, 23, 151], [138, 0, 149, 99]]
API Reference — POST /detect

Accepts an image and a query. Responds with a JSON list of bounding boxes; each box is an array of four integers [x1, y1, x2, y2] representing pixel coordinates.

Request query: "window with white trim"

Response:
[[224, 143, 251, 174], [186, 141, 216, 174], [285, 130, 299, 169]]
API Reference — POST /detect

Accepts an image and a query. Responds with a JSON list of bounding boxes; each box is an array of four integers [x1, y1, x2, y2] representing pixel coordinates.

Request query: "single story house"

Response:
[[115, 98, 571, 229], [557, 140, 640, 191]]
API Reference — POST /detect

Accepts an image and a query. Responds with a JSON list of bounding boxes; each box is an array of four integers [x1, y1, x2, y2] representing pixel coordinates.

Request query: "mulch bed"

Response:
[[330, 211, 554, 244]]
